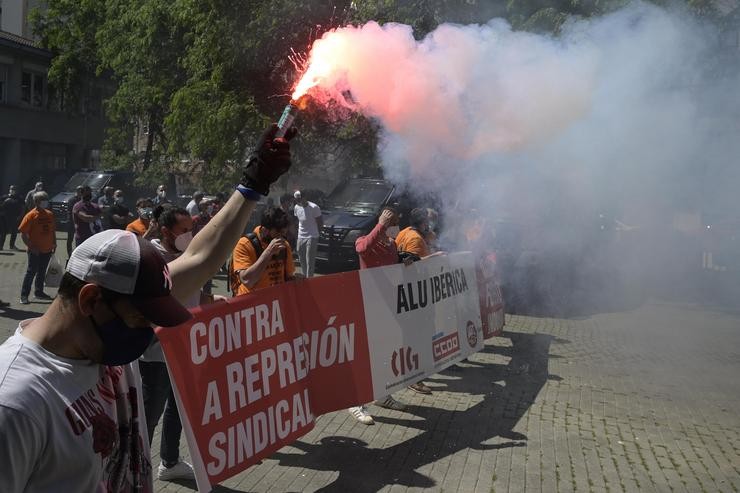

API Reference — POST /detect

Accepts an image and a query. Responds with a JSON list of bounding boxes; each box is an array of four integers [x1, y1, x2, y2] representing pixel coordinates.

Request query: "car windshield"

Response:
[[62, 173, 92, 191], [83, 173, 112, 190], [327, 181, 392, 211]]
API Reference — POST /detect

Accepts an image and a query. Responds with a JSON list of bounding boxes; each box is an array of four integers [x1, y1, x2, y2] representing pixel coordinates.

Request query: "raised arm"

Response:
[[168, 125, 295, 302]]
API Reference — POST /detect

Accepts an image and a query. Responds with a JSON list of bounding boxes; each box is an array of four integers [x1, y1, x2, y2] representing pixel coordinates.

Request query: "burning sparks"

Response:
[[290, 48, 336, 100]]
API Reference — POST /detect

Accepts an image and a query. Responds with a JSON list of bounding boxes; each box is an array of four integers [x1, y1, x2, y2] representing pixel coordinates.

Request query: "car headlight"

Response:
[[344, 229, 363, 243]]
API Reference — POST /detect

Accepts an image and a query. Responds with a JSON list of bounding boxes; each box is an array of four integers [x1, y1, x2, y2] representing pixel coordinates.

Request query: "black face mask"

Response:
[[83, 193, 92, 202], [89, 301, 153, 365]]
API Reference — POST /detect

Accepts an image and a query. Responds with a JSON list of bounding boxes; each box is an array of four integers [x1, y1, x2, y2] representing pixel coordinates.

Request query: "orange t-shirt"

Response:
[[18, 208, 56, 253], [395, 227, 430, 257], [125, 218, 149, 236], [231, 226, 295, 296]]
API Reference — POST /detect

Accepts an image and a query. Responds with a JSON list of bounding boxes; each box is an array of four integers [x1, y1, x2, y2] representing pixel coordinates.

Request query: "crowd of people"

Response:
[[0, 124, 452, 490]]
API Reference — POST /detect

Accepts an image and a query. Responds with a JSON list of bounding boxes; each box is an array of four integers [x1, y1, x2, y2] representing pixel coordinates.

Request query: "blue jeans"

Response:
[[21, 251, 52, 298], [139, 361, 182, 466]]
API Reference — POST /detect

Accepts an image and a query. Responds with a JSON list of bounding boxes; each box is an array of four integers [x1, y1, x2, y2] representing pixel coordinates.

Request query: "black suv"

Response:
[[316, 178, 410, 272]]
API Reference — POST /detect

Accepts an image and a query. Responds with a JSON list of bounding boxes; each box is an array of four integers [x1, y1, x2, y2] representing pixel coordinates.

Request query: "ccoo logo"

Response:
[[391, 346, 419, 377]]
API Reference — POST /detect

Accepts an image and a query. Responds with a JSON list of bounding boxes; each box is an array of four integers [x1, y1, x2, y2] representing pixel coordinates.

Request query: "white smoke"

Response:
[[302, 2, 739, 311]]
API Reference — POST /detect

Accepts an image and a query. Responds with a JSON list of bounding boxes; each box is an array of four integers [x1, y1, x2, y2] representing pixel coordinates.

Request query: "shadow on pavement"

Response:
[[271, 331, 556, 493], [0, 306, 46, 321]]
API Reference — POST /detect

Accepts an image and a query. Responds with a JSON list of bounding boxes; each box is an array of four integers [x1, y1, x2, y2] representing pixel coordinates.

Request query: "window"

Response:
[[33, 74, 44, 106], [0, 65, 8, 103], [21, 72, 31, 103], [21, 71, 45, 107]]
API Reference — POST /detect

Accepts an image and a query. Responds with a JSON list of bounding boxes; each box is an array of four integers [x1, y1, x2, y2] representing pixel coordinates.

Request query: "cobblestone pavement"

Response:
[[1, 234, 739, 492]]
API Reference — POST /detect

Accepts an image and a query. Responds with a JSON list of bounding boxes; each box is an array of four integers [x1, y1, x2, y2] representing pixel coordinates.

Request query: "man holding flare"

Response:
[[0, 124, 297, 492]]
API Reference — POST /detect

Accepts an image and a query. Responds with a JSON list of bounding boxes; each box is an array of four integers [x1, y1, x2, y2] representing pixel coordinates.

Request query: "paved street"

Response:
[[1, 234, 739, 492]]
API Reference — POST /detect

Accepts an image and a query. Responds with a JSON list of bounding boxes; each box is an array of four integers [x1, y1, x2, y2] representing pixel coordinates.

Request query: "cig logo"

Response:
[[391, 346, 419, 377]]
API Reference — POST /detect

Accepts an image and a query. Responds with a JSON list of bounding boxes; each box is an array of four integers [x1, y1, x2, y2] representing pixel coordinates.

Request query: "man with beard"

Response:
[[0, 124, 295, 492], [72, 186, 102, 247], [230, 206, 301, 296]]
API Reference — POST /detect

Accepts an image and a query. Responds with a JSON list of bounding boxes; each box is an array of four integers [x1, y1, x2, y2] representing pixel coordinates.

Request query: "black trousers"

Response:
[[0, 216, 19, 249]]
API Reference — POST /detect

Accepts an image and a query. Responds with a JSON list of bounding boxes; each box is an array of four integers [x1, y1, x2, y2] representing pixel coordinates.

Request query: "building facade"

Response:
[[0, 0, 104, 195]]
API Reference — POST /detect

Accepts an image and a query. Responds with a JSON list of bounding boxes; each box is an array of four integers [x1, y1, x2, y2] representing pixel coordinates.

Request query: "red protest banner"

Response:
[[476, 253, 505, 339], [156, 252, 496, 492], [156, 271, 374, 490]]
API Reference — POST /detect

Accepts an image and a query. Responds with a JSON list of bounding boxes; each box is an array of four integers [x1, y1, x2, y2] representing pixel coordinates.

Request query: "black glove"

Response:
[[240, 124, 298, 196], [398, 251, 421, 264]]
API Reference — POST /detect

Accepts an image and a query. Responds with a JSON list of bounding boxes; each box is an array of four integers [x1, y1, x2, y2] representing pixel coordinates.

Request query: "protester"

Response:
[[394, 207, 445, 395], [349, 206, 410, 424], [0, 185, 24, 250], [230, 206, 301, 296], [153, 184, 170, 206], [425, 207, 440, 251], [72, 186, 102, 247], [126, 198, 154, 236], [24, 181, 43, 211], [140, 205, 220, 481], [213, 191, 225, 213], [186, 191, 204, 217], [192, 198, 215, 236], [18, 191, 56, 304], [293, 190, 323, 278], [280, 193, 298, 248], [108, 189, 133, 230], [96, 187, 116, 229], [395, 207, 434, 258], [0, 123, 295, 491], [66, 186, 83, 257]]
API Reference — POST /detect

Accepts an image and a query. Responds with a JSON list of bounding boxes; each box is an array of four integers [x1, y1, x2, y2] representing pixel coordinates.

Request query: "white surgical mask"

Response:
[[386, 225, 400, 239], [40, 200, 49, 209], [206, 205, 214, 216], [174, 231, 193, 252], [158, 190, 166, 198], [115, 197, 124, 204]]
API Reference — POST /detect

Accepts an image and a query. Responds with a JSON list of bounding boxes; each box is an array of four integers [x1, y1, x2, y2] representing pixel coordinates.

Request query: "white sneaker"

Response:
[[349, 405, 374, 425], [375, 395, 407, 411], [157, 460, 195, 481]]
